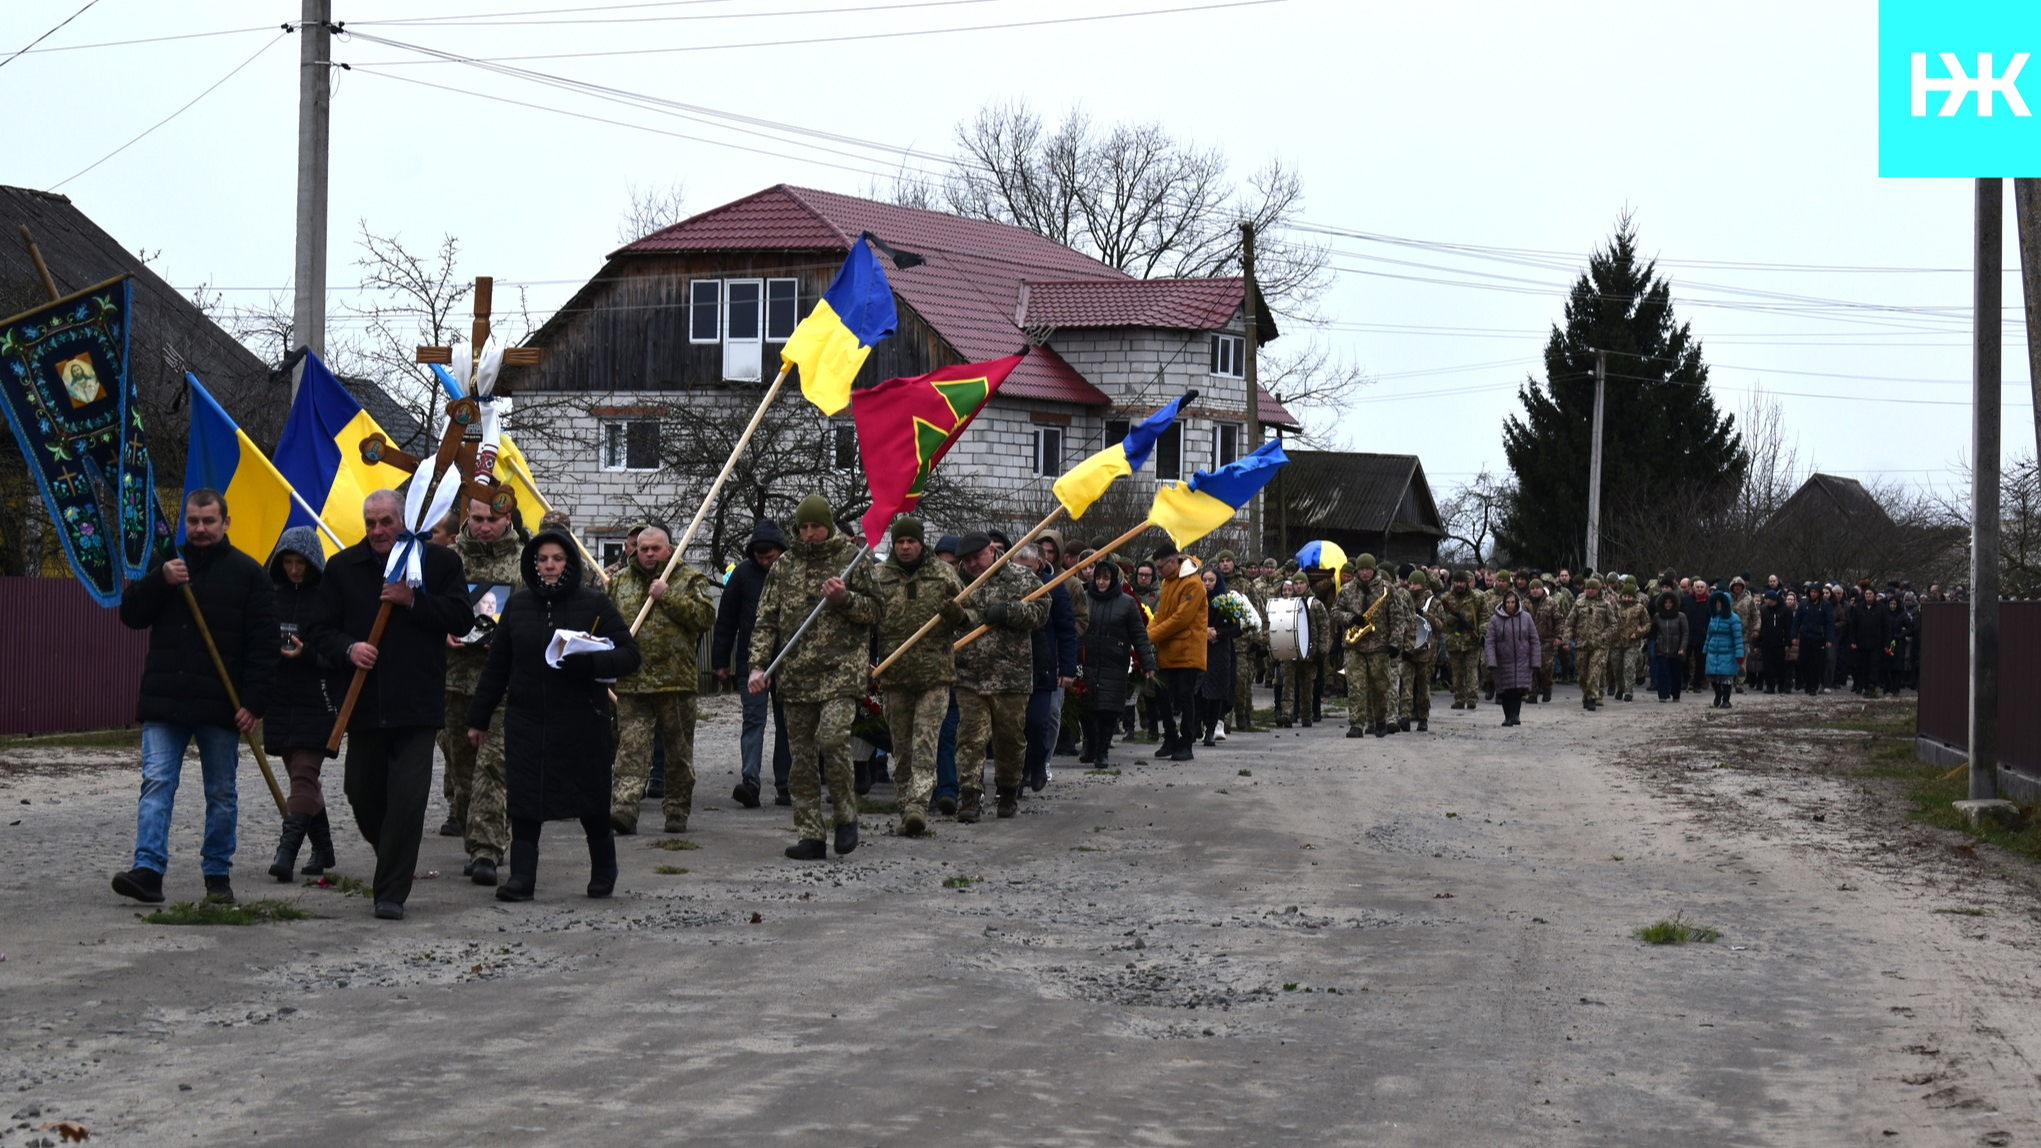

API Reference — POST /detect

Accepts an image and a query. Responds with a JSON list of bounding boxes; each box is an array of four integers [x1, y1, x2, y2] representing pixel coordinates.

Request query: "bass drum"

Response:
[[1268, 597, 1310, 661]]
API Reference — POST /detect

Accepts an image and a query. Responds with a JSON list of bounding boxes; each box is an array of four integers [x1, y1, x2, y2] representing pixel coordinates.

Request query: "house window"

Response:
[[1155, 424, 1184, 482], [688, 280, 720, 343], [1214, 422, 1240, 467], [600, 418, 661, 472], [595, 536, 630, 569], [1033, 427, 1063, 477], [830, 424, 858, 471], [1104, 418, 1130, 446], [1210, 333, 1245, 378], [766, 278, 799, 341], [724, 279, 763, 382]]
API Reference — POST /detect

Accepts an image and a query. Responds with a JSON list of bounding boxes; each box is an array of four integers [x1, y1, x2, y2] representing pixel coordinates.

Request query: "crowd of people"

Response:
[[106, 485, 1939, 919]]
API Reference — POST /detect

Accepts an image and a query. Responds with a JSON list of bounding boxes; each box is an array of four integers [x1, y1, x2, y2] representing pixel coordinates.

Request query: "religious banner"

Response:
[[0, 276, 162, 604]]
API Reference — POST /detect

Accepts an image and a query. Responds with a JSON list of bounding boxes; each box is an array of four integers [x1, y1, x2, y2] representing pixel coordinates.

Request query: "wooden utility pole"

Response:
[[291, 0, 332, 400], [1971, 179, 2003, 802], [1241, 221, 1262, 555], [2013, 178, 2041, 461]]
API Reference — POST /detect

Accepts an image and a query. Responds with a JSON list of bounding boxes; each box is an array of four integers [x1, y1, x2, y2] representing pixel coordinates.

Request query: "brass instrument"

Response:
[[1343, 589, 1388, 646]]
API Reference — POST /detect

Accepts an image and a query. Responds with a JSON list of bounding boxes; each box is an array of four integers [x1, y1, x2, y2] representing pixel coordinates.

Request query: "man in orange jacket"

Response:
[[1145, 545, 1208, 762]]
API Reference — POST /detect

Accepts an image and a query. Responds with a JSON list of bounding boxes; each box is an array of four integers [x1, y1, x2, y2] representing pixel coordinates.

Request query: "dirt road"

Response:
[[2, 687, 2037, 1147]]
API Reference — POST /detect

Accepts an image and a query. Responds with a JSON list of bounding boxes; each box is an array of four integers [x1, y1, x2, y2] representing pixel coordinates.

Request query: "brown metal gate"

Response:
[[0, 576, 148, 736], [1917, 600, 2040, 775]]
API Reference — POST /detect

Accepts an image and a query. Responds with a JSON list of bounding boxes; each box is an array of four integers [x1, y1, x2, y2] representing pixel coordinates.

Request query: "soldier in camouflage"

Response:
[[1275, 575, 1328, 728], [1332, 554, 1413, 738], [1564, 576, 1620, 710], [1439, 570, 1484, 710], [1528, 579, 1559, 704], [1398, 567, 1441, 732], [608, 524, 717, 835], [747, 495, 880, 860], [872, 517, 965, 838], [952, 531, 1049, 822], [442, 498, 522, 887], [1614, 576, 1651, 704]]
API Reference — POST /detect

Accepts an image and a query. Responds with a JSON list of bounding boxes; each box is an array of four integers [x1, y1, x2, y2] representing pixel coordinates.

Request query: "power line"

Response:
[[50, 31, 289, 190], [0, 0, 101, 69], [7, 23, 275, 57], [353, 0, 1010, 29]]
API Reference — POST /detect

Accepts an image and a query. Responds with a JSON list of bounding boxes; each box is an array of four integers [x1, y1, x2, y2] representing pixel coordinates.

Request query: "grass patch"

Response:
[[1876, 760, 2041, 861], [1070, 844, 1103, 852], [942, 874, 976, 889], [651, 838, 701, 851], [140, 899, 314, 926], [858, 797, 903, 815], [1237, 769, 1253, 777], [652, 865, 690, 875], [1633, 912, 1720, 945], [0, 727, 142, 751], [1086, 768, 1121, 776], [306, 873, 372, 897], [1931, 906, 1994, 916]]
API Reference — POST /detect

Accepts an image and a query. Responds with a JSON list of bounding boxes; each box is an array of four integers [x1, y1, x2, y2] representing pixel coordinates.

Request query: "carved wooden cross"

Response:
[[358, 276, 543, 521]]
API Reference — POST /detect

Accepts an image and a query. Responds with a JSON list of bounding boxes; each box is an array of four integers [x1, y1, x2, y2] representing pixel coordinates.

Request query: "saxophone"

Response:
[[1343, 588, 1388, 646]]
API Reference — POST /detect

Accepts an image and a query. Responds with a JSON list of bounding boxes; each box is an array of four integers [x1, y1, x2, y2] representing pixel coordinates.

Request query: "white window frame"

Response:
[[1213, 422, 1241, 468], [688, 280, 721, 344], [1210, 333, 1245, 378], [765, 277, 800, 342], [600, 418, 661, 473], [723, 279, 764, 382], [1032, 426, 1063, 478]]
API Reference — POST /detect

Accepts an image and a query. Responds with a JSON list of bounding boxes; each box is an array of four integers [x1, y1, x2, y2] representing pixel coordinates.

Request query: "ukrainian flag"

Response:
[[431, 364, 547, 533], [780, 239, 897, 416], [275, 352, 411, 554], [1148, 439, 1289, 549], [181, 375, 298, 564], [1053, 391, 1194, 519]]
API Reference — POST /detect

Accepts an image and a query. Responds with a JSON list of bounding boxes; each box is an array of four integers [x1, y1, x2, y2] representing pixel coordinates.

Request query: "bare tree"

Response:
[[1437, 469, 1513, 566], [1259, 343, 1369, 448], [2003, 455, 2041, 597], [617, 181, 689, 244]]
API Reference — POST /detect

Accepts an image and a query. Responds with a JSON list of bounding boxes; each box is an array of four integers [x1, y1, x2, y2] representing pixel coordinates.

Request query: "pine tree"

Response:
[[1497, 219, 1746, 570]]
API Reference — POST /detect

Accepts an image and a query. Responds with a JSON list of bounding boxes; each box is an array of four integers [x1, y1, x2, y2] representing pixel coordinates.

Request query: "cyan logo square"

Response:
[[1880, 0, 2041, 176]]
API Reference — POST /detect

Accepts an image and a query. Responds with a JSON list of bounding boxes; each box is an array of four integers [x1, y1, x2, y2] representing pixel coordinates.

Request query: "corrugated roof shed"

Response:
[[1273, 449, 1444, 539]]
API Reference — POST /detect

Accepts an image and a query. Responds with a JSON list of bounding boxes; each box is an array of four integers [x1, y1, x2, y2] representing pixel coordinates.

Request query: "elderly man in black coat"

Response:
[[111, 489, 278, 906], [309, 489, 472, 920]]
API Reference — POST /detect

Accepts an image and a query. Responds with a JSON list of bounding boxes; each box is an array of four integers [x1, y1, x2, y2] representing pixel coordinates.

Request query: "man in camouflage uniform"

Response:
[[1528, 579, 1559, 704], [952, 531, 1048, 822], [748, 495, 879, 860], [1565, 576, 1619, 711], [1398, 567, 1440, 731], [872, 517, 964, 838], [609, 524, 717, 835], [1439, 570, 1484, 710], [1275, 576, 1328, 728], [1613, 576, 1651, 704], [443, 497, 522, 887], [1332, 554, 1412, 738], [1729, 574, 1759, 693], [1550, 568, 1577, 683]]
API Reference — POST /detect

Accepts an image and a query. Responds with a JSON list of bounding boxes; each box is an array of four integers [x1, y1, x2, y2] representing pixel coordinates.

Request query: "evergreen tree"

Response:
[[1497, 219, 1746, 569]]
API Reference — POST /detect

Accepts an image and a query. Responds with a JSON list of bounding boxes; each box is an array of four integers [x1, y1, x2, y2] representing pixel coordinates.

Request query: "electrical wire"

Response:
[[50, 31, 288, 190], [6, 23, 276, 57], [352, 0, 1010, 29], [0, 0, 101, 69]]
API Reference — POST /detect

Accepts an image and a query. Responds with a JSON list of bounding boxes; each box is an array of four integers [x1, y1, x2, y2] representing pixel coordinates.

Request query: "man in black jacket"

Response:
[[309, 489, 472, 920], [111, 489, 278, 906], [712, 519, 791, 808]]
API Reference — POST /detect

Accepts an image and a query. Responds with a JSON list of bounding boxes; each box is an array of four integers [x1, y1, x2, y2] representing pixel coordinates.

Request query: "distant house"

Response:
[[1266, 450, 1444, 566], [1771, 473, 1893, 530], [514, 184, 1298, 564]]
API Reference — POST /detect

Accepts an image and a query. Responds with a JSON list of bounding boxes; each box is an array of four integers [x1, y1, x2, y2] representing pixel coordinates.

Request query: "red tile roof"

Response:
[[618, 185, 1123, 405], [1019, 277, 1247, 332]]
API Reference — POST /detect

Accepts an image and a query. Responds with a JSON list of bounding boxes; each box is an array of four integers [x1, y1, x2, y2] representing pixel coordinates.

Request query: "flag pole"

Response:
[[868, 504, 1067, 681], [180, 585, 289, 817], [953, 518, 1155, 653], [632, 365, 791, 636], [286, 488, 346, 552], [497, 450, 606, 587], [756, 542, 875, 684]]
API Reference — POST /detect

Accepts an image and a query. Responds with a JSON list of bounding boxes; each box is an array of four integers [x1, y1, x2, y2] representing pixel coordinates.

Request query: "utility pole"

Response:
[[1241, 221, 1263, 555], [291, 0, 333, 401], [1971, 178, 2003, 801], [1585, 349, 1607, 573], [2013, 178, 2041, 460]]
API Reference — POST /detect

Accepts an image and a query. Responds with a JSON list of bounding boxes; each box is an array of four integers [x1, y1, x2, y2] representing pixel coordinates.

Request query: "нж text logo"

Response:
[[1911, 52, 2032, 116]]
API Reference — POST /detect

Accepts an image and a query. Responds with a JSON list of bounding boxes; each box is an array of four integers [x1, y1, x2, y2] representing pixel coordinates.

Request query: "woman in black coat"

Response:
[[1196, 566, 1243, 747], [1076, 562, 1156, 767], [468, 530, 641, 901], [1757, 590, 1793, 694], [264, 526, 349, 881]]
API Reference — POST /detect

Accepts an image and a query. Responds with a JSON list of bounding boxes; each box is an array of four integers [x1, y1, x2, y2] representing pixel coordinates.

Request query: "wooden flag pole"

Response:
[[953, 519, 1155, 653], [181, 586, 289, 817], [324, 604, 392, 753], [631, 364, 792, 635], [867, 505, 1067, 681]]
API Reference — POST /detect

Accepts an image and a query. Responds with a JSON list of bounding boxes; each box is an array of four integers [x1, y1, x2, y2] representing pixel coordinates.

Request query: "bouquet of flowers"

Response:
[[1211, 590, 1260, 632]]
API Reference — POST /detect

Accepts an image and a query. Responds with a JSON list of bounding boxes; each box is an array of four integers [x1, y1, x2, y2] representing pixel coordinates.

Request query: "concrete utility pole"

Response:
[[1971, 178, 2003, 801], [1241, 221, 1262, 555], [2013, 178, 2041, 461], [291, 0, 333, 400], [1585, 349, 1607, 573]]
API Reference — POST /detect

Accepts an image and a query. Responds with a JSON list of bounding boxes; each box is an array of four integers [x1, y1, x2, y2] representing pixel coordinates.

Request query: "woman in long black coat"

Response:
[[1757, 590, 1793, 694], [468, 530, 641, 901], [263, 526, 349, 881], [1196, 566, 1243, 747], [1076, 561, 1155, 767]]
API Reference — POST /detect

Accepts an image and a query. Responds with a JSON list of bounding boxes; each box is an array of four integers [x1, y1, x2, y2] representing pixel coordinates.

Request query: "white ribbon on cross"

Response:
[[383, 464, 464, 587], [450, 338, 507, 480]]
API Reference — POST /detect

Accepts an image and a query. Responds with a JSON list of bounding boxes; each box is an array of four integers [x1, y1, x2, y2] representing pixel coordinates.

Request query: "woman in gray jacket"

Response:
[[1651, 592, 1689, 702]]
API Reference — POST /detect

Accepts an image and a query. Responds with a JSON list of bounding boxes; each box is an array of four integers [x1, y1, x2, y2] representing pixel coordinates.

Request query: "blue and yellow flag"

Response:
[[274, 352, 411, 554], [1053, 391, 1193, 520], [181, 375, 298, 564], [1148, 439, 1289, 550], [780, 239, 897, 416]]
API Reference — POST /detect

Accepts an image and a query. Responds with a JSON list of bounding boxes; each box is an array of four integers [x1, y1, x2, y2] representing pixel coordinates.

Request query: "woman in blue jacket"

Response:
[[1703, 590, 1744, 709]]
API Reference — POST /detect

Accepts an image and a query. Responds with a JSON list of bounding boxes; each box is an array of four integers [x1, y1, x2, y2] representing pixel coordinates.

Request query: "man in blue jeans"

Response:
[[112, 489, 278, 905], [713, 519, 792, 806]]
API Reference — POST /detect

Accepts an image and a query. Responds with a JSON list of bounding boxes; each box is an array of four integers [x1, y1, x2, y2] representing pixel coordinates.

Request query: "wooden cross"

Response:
[[358, 276, 544, 521]]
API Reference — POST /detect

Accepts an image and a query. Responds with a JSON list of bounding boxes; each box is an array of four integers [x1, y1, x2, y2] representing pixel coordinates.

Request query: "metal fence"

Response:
[[0, 577, 148, 736], [1917, 601, 2040, 777]]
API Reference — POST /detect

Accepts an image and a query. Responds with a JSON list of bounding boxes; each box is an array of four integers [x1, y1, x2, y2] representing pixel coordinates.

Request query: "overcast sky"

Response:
[[6, 0, 2031, 500]]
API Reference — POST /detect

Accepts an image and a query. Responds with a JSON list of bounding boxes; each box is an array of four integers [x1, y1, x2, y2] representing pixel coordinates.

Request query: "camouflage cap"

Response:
[[1585, 576, 1604, 590]]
